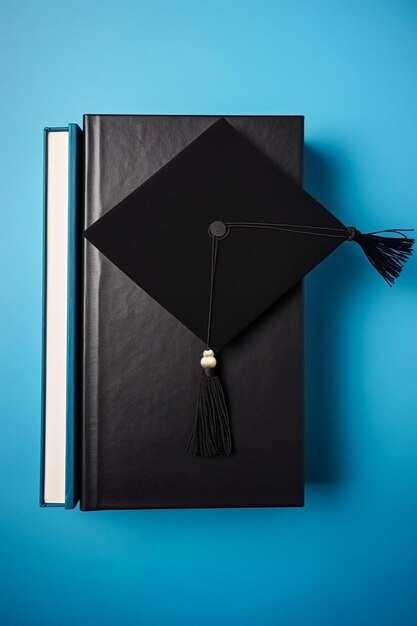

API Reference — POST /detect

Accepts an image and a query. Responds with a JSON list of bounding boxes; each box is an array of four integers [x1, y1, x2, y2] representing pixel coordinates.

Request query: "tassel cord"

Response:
[[206, 234, 218, 349], [187, 231, 232, 457], [225, 222, 414, 285], [226, 222, 414, 240], [225, 222, 348, 238]]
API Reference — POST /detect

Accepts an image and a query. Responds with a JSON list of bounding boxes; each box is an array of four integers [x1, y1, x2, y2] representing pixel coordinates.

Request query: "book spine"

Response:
[[39, 128, 49, 507], [64, 123, 83, 509], [81, 115, 100, 510]]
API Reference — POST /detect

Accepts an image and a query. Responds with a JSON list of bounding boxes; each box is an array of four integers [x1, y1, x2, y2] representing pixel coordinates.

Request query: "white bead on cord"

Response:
[[200, 349, 217, 369]]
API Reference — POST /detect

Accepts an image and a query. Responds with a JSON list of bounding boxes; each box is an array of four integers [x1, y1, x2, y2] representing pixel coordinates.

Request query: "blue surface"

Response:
[[0, 1, 416, 624]]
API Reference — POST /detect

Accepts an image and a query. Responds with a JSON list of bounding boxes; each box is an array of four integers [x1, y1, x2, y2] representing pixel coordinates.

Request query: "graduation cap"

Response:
[[85, 118, 414, 458]]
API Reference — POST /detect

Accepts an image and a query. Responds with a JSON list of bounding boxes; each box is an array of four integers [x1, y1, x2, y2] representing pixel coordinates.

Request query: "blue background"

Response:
[[1, 1, 416, 624]]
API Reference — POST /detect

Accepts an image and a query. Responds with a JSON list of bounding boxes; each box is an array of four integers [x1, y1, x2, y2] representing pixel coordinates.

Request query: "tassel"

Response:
[[346, 227, 414, 286], [187, 350, 232, 457]]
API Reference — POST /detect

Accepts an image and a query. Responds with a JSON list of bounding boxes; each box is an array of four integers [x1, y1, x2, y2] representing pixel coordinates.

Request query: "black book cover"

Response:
[[82, 115, 304, 510]]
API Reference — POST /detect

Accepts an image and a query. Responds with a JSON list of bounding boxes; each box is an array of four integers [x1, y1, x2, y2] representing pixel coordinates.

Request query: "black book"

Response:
[[82, 115, 304, 510]]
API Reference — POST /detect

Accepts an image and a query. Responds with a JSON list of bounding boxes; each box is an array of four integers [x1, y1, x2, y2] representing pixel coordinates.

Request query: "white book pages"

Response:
[[43, 130, 69, 505]]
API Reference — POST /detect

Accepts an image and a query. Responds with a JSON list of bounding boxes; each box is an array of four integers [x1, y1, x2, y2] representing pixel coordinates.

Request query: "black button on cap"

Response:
[[209, 221, 228, 238]]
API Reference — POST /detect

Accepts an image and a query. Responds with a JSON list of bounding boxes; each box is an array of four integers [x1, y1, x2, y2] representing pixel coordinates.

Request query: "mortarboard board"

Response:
[[85, 118, 414, 458]]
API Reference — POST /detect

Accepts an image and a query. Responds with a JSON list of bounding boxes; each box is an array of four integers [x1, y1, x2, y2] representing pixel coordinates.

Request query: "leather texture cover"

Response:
[[82, 115, 304, 510]]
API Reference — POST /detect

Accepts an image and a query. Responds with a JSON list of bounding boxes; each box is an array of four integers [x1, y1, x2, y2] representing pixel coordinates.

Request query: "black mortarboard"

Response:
[[85, 118, 414, 457]]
